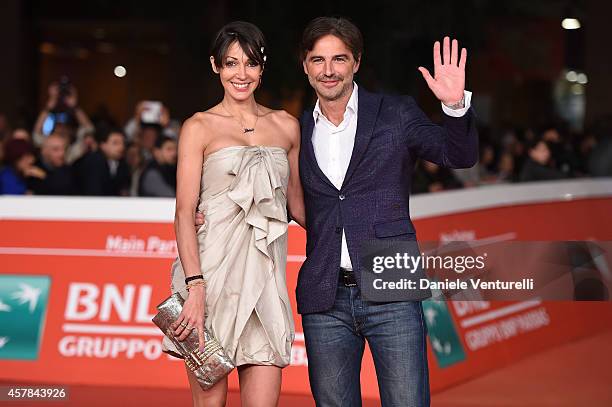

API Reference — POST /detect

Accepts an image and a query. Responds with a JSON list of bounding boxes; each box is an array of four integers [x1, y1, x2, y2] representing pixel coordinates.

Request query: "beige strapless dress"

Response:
[[162, 145, 295, 368]]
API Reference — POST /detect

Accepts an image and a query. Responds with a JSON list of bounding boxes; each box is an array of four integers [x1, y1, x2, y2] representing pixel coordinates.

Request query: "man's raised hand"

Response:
[[418, 36, 466, 106]]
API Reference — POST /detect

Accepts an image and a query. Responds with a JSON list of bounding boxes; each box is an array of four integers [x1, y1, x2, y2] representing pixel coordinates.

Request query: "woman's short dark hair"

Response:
[[210, 21, 267, 69], [3, 139, 35, 166], [300, 17, 363, 62]]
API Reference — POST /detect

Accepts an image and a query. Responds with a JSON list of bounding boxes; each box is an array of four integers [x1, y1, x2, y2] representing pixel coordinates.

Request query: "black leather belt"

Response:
[[339, 268, 357, 287]]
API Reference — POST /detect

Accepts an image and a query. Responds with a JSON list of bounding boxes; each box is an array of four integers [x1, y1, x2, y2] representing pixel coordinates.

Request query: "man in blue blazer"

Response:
[[297, 17, 478, 406]]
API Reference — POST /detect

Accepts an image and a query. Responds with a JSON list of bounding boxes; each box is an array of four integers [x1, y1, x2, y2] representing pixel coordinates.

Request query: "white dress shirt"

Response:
[[311, 83, 472, 270]]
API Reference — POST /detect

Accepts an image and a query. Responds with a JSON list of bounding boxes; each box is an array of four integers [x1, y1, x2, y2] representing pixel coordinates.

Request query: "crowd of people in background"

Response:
[[1, 81, 611, 196], [0, 81, 178, 197], [411, 118, 612, 194]]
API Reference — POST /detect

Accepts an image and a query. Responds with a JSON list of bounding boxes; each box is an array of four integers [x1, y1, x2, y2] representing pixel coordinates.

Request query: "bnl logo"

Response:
[[0, 275, 51, 360], [422, 300, 466, 368]]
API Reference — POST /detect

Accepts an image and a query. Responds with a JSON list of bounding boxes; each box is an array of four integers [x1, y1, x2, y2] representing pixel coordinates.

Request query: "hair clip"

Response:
[[260, 46, 265, 54]]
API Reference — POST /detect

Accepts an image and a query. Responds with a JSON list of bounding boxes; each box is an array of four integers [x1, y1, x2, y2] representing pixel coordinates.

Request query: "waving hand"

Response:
[[418, 36, 466, 106]]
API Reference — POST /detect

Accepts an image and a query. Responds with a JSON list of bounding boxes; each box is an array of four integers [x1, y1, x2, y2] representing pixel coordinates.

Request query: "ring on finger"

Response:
[[179, 322, 188, 328]]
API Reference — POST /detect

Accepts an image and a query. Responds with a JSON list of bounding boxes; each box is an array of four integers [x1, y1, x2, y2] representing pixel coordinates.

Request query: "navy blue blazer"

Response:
[[296, 85, 478, 315]]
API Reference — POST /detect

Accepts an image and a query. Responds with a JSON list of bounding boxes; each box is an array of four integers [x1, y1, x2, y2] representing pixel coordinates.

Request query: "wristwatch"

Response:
[[443, 95, 465, 110]]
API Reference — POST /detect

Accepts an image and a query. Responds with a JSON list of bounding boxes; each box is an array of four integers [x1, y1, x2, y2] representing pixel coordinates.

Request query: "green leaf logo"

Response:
[[0, 275, 51, 360]]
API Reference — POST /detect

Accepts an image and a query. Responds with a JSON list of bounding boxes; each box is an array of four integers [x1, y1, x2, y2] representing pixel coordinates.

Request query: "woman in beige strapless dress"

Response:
[[163, 21, 305, 406]]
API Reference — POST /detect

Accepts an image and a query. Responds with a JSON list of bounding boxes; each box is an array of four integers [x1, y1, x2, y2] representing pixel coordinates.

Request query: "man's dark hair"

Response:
[[526, 135, 548, 152], [300, 17, 363, 62], [95, 126, 125, 144], [154, 134, 176, 149], [139, 123, 163, 140], [210, 21, 267, 69]]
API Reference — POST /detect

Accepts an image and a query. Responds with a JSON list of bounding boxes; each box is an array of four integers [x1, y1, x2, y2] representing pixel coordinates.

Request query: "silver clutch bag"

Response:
[[152, 292, 235, 390]]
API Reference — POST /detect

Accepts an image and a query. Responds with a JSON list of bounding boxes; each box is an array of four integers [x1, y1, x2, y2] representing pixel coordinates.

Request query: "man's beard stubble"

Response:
[[311, 74, 352, 102]]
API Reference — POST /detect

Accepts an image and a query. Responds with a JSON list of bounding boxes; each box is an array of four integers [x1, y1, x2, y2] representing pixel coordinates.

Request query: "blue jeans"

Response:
[[302, 284, 430, 407]]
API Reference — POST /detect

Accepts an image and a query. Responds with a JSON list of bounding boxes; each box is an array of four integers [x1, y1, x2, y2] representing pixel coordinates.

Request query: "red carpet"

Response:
[[2, 329, 611, 406]]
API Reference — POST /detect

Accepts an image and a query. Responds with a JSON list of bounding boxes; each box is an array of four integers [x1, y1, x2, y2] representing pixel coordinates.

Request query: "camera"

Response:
[[140, 101, 163, 124], [52, 75, 73, 114], [42, 76, 77, 136]]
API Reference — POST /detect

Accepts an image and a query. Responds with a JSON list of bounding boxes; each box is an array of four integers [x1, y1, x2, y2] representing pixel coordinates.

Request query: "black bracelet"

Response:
[[185, 275, 204, 284]]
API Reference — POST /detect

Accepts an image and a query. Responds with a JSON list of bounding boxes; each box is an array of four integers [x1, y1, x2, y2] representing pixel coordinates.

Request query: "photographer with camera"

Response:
[[32, 77, 95, 164], [123, 100, 180, 143]]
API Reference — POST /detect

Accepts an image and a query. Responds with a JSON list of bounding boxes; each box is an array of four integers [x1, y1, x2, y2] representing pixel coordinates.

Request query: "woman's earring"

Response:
[[210, 56, 219, 74], [257, 73, 263, 89]]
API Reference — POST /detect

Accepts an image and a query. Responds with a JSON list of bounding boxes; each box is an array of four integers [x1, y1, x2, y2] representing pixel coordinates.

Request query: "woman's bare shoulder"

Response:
[[264, 108, 299, 131], [185, 107, 224, 127], [260, 108, 299, 149], [180, 108, 225, 143]]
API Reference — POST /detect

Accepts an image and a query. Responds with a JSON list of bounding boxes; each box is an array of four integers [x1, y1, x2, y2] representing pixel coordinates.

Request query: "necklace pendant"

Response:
[[243, 128, 255, 133]]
